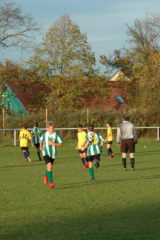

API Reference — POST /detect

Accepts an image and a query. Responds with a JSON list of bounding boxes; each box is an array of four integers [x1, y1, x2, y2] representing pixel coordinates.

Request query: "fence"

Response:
[[0, 126, 159, 146]]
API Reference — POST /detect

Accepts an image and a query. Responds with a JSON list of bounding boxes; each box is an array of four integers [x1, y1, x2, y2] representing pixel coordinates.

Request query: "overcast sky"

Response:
[[1, 0, 160, 67]]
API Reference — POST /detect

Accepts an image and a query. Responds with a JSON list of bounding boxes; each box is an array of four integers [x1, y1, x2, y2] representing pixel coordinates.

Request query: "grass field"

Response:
[[1, 140, 160, 240]]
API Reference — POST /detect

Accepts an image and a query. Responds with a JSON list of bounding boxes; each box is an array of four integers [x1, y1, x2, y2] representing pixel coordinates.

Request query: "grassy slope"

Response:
[[0, 140, 160, 240]]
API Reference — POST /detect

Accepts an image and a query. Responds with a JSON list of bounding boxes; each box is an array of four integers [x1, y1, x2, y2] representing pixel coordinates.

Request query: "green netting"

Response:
[[1, 86, 29, 116]]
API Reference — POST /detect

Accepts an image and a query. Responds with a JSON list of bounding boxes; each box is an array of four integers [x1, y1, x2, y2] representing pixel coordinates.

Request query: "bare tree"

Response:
[[0, 0, 39, 48]]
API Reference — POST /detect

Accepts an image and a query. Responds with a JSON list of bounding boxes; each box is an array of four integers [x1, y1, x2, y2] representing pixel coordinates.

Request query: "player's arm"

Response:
[[117, 127, 121, 147], [48, 134, 63, 147], [29, 132, 34, 146]]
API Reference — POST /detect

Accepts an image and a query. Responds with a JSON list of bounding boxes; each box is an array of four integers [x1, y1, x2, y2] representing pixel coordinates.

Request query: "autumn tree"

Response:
[[29, 15, 96, 77]]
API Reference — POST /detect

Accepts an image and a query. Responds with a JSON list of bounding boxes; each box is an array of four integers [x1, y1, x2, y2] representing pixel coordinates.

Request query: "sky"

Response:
[[1, 0, 160, 68]]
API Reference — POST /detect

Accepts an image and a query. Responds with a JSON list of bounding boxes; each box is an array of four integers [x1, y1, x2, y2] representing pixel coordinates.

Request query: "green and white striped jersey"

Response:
[[31, 127, 42, 144], [97, 133, 104, 153], [40, 131, 63, 158], [86, 131, 101, 156]]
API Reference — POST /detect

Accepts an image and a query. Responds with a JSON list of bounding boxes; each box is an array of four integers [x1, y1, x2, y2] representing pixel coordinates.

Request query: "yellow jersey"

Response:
[[19, 129, 32, 147], [107, 127, 113, 141], [77, 131, 87, 150]]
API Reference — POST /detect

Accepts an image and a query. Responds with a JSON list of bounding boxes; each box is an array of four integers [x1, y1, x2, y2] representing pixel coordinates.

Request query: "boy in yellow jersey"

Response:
[[19, 123, 33, 162], [104, 122, 114, 158], [76, 125, 88, 168]]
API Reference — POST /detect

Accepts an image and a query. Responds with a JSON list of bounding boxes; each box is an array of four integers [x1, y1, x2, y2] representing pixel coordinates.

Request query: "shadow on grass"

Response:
[[1, 203, 160, 240]]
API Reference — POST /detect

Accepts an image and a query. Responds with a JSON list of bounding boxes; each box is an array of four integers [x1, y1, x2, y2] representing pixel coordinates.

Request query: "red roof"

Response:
[[6, 80, 49, 109]]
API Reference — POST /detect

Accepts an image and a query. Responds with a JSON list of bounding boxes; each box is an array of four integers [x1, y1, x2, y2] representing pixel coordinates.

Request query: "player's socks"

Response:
[[88, 167, 95, 180], [37, 150, 41, 161], [48, 171, 53, 183], [130, 158, 135, 169], [44, 170, 49, 184], [23, 152, 28, 160], [81, 158, 85, 165], [122, 158, 127, 169], [26, 151, 30, 158]]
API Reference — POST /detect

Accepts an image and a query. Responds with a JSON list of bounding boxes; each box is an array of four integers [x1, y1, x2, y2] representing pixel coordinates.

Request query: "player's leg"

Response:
[[26, 148, 31, 162], [88, 156, 95, 181], [79, 151, 86, 166], [22, 149, 28, 161], [35, 144, 42, 161], [43, 156, 54, 188], [94, 154, 100, 168], [121, 140, 127, 170], [129, 139, 135, 170], [107, 143, 111, 157], [83, 151, 89, 168]]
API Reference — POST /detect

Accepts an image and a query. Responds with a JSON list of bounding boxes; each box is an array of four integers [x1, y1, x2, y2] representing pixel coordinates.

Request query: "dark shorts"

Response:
[[107, 141, 113, 145], [34, 143, 40, 149], [43, 156, 55, 164], [94, 154, 100, 161], [21, 147, 28, 151], [121, 139, 135, 153], [87, 154, 100, 162], [78, 149, 87, 154]]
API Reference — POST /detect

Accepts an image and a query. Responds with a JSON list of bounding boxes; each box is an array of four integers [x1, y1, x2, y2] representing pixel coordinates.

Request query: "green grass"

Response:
[[0, 140, 160, 240]]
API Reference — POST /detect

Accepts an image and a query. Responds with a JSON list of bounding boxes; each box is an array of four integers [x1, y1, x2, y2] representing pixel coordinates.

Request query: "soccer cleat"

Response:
[[49, 182, 55, 188], [91, 178, 96, 183], [27, 157, 32, 162], [44, 176, 48, 184], [111, 153, 115, 158], [124, 168, 127, 171], [131, 168, 135, 171]]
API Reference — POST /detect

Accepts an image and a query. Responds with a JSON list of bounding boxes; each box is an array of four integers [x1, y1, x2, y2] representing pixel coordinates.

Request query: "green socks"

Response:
[[88, 167, 95, 180], [37, 150, 41, 160], [47, 171, 53, 183]]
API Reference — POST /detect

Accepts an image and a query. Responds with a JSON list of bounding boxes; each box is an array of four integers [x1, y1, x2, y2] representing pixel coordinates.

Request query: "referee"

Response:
[[117, 115, 137, 171]]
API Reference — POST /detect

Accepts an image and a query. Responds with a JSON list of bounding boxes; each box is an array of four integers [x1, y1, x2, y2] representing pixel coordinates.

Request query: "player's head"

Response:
[[77, 124, 83, 132], [106, 122, 111, 128], [88, 124, 94, 132], [23, 123, 28, 129], [123, 115, 129, 121], [34, 122, 39, 127], [47, 122, 54, 134]]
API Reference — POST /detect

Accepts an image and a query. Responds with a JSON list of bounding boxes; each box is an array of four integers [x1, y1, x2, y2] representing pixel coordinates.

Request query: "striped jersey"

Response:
[[31, 127, 42, 144], [86, 131, 101, 156], [97, 133, 104, 153], [40, 131, 63, 158]]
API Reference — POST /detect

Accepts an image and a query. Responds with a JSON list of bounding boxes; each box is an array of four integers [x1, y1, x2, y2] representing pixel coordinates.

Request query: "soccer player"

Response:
[[84, 125, 101, 182], [94, 133, 104, 168], [104, 122, 114, 158], [76, 125, 88, 168], [117, 115, 137, 171], [19, 123, 33, 162], [40, 122, 63, 189], [31, 122, 42, 161]]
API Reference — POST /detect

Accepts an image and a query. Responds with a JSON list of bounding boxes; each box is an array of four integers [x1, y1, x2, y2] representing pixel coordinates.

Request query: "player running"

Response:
[[40, 122, 63, 189], [19, 123, 33, 162], [84, 125, 101, 182], [76, 125, 88, 168], [31, 122, 42, 161], [104, 122, 114, 158], [94, 133, 104, 168]]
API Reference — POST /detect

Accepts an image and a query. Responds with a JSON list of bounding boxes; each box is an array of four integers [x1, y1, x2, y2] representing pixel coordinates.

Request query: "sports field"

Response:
[[0, 140, 160, 240]]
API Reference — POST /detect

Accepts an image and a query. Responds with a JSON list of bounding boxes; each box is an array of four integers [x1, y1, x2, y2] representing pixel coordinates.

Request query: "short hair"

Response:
[[106, 122, 112, 126], [23, 123, 28, 129], [78, 124, 83, 128], [34, 122, 39, 127], [47, 121, 54, 127], [88, 124, 94, 131], [123, 115, 129, 121]]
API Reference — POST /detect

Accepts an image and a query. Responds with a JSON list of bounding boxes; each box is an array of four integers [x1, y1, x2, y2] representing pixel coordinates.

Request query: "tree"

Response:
[[30, 15, 96, 76], [0, 0, 39, 49]]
